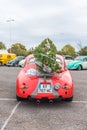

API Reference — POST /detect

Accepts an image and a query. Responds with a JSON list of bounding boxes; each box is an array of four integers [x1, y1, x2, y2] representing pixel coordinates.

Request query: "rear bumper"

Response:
[[16, 87, 73, 100], [6, 64, 13, 66]]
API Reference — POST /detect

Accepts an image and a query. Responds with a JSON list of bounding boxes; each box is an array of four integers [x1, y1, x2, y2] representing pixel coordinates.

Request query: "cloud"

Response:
[[0, 0, 87, 50]]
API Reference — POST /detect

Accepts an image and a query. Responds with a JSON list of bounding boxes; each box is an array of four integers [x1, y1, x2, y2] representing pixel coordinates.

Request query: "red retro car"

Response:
[[16, 54, 74, 102]]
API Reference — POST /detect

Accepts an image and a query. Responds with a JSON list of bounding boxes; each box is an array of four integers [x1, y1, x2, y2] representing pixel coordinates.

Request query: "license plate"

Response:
[[38, 84, 52, 93]]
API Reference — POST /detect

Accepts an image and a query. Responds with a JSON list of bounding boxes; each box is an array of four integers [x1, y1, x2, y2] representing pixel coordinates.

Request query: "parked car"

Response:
[[6, 56, 25, 67], [0, 53, 16, 66], [63, 55, 74, 66], [18, 59, 25, 67], [67, 56, 87, 70], [16, 54, 74, 102]]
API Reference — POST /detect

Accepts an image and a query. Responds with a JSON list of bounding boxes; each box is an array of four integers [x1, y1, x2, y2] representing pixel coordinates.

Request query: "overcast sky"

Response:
[[0, 0, 87, 50]]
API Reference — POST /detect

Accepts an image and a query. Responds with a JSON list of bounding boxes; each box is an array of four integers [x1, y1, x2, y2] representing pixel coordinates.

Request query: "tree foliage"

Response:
[[8, 43, 27, 56], [34, 38, 61, 73], [0, 42, 6, 49], [3, 39, 87, 58], [61, 44, 76, 57], [27, 48, 34, 55], [35, 38, 57, 53], [78, 46, 87, 55]]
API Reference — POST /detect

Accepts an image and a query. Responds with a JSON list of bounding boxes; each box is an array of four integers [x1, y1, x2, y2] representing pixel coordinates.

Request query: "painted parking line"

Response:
[[0, 98, 16, 101], [72, 101, 87, 103], [0, 101, 21, 130]]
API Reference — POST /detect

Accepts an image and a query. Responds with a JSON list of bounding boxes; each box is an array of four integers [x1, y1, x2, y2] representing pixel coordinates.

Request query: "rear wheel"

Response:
[[0, 62, 2, 66], [14, 63, 18, 67], [78, 65, 82, 70], [16, 95, 23, 101], [64, 96, 73, 102]]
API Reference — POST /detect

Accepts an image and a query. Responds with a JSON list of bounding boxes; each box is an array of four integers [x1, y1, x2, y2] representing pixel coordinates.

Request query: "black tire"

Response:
[[16, 95, 23, 101], [13, 63, 18, 67], [78, 65, 82, 70], [0, 62, 2, 66], [64, 96, 73, 102]]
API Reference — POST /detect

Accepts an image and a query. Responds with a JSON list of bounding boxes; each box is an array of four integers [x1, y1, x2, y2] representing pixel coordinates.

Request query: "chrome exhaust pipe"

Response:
[[36, 100, 40, 104], [49, 100, 53, 104]]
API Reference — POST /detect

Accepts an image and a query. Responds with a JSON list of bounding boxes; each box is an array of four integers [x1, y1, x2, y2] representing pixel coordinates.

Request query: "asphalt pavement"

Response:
[[0, 66, 87, 130]]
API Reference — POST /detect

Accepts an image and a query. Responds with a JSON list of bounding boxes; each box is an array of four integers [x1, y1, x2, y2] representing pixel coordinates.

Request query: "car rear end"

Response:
[[16, 70, 73, 101]]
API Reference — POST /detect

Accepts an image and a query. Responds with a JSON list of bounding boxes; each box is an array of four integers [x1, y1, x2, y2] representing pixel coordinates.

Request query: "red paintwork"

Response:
[[16, 54, 74, 100]]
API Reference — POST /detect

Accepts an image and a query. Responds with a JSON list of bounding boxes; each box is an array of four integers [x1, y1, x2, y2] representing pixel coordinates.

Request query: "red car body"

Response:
[[16, 54, 74, 102]]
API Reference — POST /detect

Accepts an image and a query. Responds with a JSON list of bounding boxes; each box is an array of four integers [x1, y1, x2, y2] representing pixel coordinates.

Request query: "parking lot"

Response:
[[0, 67, 87, 130]]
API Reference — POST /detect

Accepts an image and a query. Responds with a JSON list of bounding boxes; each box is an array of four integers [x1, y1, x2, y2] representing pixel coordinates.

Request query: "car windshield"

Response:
[[13, 57, 18, 60], [65, 57, 73, 60], [28, 57, 36, 64], [56, 58, 62, 65], [75, 57, 82, 61], [28, 57, 62, 66], [63, 55, 73, 60]]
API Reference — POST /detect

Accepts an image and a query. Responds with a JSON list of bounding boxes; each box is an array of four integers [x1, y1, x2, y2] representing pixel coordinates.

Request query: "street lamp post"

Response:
[[7, 18, 15, 53]]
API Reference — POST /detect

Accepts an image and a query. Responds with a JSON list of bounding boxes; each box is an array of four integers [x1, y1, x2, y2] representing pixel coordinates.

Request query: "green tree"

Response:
[[34, 38, 61, 73], [78, 46, 87, 55], [35, 38, 57, 53], [0, 42, 6, 49], [27, 48, 34, 55], [8, 43, 27, 56], [61, 44, 76, 57], [57, 50, 63, 55]]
